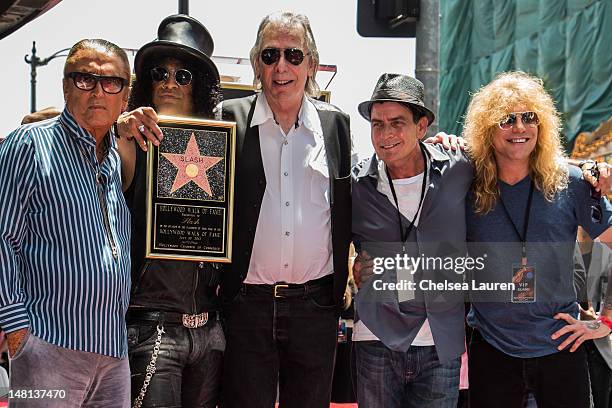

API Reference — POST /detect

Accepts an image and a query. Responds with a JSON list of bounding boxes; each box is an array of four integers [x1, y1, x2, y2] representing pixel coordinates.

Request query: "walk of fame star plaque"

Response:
[[145, 115, 236, 262]]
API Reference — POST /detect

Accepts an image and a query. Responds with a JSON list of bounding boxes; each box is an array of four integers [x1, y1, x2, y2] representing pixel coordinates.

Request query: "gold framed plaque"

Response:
[[145, 115, 236, 262]]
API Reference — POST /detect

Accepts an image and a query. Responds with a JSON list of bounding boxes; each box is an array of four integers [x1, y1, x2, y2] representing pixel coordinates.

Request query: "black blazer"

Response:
[[221, 95, 352, 307]]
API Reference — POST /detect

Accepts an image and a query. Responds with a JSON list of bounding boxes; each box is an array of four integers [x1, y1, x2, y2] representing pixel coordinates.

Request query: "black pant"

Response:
[[585, 340, 612, 408], [127, 318, 225, 408], [221, 279, 339, 408], [469, 329, 591, 408]]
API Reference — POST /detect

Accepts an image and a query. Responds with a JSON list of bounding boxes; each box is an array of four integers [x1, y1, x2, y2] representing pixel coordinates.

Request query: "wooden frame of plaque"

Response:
[[145, 115, 236, 263], [221, 81, 331, 103]]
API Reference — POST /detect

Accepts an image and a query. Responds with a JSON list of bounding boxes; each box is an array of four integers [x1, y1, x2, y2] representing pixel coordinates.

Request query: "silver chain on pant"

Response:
[[132, 325, 164, 408]]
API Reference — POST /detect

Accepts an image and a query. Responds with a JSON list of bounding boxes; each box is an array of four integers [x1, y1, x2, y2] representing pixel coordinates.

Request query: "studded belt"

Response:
[[126, 309, 215, 328]]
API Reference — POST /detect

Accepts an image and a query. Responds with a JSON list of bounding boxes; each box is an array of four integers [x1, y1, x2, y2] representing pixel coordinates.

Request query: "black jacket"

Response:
[[220, 95, 352, 307]]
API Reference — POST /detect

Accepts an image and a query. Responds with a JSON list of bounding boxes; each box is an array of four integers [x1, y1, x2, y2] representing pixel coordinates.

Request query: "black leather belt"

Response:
[[126, 309, 216, 328], [242, 274, 334, 298]]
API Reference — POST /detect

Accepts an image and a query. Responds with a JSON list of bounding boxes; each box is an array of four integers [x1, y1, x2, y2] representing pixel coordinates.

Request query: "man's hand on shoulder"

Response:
[[116, 107, 163, 152], [20, 107, 61, 125], [423, 132, 466, 151], [6, 327, 30, 357]]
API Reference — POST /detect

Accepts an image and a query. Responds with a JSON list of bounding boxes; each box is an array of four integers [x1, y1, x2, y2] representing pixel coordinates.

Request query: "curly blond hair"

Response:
[[464, 71, 568, 214]]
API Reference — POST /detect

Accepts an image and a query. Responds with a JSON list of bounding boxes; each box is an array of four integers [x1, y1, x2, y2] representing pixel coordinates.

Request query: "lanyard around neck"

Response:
[[384, 144, 428, 252], [498, 180, 535, 266]]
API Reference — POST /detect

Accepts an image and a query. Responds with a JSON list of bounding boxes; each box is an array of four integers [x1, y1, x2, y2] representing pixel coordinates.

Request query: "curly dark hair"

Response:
[[128, 54, 221, 118]]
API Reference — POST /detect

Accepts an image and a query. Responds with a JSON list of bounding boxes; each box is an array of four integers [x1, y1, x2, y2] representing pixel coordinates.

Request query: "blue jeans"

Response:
[[354, 341, 460, 408]]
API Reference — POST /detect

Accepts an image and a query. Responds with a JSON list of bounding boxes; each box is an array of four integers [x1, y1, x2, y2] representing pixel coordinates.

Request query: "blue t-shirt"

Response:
[[467, 166, 612, 357]]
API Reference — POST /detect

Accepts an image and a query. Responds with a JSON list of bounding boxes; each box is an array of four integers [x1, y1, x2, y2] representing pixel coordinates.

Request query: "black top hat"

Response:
[[134, 14, 219, 82], [358, 73, 435, 125]]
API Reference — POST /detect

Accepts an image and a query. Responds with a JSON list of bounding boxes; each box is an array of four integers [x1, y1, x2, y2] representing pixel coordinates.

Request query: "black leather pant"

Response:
[[127, 318, 225, 408]]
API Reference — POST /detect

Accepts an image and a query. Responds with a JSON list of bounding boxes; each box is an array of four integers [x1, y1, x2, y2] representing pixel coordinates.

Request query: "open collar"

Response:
[[251, 92, 327, 177], [356, 141, 452, 184]]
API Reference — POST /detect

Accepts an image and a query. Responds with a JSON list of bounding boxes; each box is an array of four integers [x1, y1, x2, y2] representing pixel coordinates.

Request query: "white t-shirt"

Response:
[[353, 159, 435, 346]]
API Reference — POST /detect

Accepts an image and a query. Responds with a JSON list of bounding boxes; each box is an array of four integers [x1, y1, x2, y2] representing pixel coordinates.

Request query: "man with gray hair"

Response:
[[0, 39, 132, 406], [220, 11, 352, 408]]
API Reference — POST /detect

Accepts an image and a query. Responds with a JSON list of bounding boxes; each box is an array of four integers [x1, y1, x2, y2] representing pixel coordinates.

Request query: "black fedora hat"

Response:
[[358, 73, 435, 125], [134, 14, 219, 82]]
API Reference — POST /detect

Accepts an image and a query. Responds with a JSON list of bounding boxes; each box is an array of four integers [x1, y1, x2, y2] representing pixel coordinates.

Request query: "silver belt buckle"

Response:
[[182, 312, 208, 328]]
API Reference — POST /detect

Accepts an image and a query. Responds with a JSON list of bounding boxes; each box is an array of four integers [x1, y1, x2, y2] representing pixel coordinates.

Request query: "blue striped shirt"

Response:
[[0, 108, 131, 358]]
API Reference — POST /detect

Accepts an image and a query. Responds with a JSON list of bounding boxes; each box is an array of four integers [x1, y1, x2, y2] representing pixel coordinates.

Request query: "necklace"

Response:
[[61, 122, 118, 259]]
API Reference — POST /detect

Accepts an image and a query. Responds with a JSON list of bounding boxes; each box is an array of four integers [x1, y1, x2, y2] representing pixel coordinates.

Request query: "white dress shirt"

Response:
[[244, 93, 333, 284]]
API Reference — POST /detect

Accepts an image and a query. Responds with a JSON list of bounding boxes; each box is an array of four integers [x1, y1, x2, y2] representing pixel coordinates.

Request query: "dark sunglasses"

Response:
[[66, 72, 127, 94], [499, 111, 540, 130], [150, 67, 193, 86], [260, 47, 308, 66]]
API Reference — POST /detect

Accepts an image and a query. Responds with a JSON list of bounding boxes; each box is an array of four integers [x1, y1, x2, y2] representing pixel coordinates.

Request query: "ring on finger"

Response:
[[138, 124, 146, 133]]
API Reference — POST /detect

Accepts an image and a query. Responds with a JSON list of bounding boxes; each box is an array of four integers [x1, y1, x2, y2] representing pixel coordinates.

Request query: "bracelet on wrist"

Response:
[[597, 316, 612, 330]]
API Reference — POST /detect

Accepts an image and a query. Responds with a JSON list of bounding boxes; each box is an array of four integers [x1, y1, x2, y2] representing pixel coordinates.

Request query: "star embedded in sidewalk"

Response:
[[161, 133, 223, 195]]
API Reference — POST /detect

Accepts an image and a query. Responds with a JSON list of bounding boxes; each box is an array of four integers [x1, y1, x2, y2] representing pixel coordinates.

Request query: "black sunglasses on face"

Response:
[[66, 72, 127, 94], [499, 111, 540, 130], [150, 67, 193, 86], [260, 47, 308, 66]]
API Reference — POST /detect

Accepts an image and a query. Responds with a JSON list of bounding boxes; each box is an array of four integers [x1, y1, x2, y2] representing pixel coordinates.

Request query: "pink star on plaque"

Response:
[[162, 133, 223, 195]]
